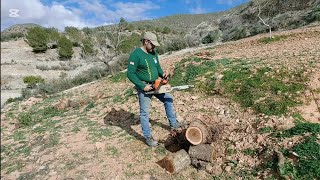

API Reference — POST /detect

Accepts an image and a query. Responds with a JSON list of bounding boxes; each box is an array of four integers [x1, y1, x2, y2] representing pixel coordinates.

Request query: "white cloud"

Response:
[[216, 0, 242, 5], [190, 7, 207, 14], [1, 0, 160, 31], [113, 2, 160, 21], [186, 0, 207, 14], [1, 0, 92, 31]]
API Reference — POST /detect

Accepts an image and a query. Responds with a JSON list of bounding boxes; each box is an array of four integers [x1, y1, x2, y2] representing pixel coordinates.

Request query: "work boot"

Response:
[[145, 137, 158, 147]]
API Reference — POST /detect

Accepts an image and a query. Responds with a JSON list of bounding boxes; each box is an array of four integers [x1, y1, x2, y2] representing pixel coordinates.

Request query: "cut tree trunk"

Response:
[[161, 149, 191, 174], [189, 144, 214, 162], [186, 120, 213, 145]]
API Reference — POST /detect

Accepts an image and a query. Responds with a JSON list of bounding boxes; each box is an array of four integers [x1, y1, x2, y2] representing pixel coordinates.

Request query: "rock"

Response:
[[225, 166, 231, 172], [256, 134, 264, 144], [177, 101, 184, 105], [191, 96, 198, 100], [218, 109, 225, 116], [205, 164, 213, 173], [69, 100, 80, 108], [95, 142, 105, 150], [21, 97, 43, 106], [143, 174, 151, 180]]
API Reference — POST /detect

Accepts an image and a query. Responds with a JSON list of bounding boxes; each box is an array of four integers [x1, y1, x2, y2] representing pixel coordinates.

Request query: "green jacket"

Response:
[[127, 48, 164, 90]]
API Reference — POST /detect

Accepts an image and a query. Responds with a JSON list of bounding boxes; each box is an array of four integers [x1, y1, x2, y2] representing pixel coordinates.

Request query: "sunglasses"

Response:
[[146, 40, 155, 47]]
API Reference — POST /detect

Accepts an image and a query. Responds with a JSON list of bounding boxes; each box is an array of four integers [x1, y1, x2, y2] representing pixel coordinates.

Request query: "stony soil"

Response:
[[1, 25, 319, 179]]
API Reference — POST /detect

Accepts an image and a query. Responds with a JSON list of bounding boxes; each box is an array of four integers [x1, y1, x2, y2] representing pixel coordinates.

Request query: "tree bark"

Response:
[[161, 149, 191, 174], [188, 144, 214, 162]]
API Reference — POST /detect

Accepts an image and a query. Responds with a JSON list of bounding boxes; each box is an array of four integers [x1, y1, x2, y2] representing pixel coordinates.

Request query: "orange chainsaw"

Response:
[[145, 75, 194, 94]]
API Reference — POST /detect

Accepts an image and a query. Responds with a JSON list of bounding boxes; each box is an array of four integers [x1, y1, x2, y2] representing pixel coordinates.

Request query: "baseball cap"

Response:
[[143, 32, 160, 47]]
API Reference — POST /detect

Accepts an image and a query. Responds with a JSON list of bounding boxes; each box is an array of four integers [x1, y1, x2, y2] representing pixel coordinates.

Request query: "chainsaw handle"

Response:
[[162, 74, 170, 84]]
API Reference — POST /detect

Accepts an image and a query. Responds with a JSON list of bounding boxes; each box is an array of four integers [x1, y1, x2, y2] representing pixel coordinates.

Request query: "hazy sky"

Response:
[[1, 0, 249, 31]]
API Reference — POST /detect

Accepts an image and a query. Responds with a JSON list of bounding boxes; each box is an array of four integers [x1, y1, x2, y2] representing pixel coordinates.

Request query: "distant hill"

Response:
[[2, 0, 319, 39]]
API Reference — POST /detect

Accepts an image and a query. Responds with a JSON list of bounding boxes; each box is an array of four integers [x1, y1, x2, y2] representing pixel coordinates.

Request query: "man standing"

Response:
[[127, 32, 180, 147]]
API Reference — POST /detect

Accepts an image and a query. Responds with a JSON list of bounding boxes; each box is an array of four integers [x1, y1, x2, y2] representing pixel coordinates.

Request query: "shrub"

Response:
[[1, 32, 24, 42], [58, 36, 73, 60], [46, 27, 60, 48], [162, 26, 171, 34], [118, 33, 141, 54], [65, 26, 82, 46], [23, 75, 45, 88], [81, 38, 95, 56], [26, 27, 49, 53], [166, 37, 188, 52], [82, 27, 92, 35], [201, 30, 219, 44]]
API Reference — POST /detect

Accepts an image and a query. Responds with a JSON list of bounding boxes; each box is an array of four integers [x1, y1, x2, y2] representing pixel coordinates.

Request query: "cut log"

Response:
[[189, 144, 214, 162], [161, 149, 191, 174], [186, 120, 211, 145]]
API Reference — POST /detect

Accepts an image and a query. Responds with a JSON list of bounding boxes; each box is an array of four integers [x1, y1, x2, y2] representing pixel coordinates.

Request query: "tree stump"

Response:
[[186, 120, 212, 145], [188, 144, 214, 162], [161, 149, 191, 174]]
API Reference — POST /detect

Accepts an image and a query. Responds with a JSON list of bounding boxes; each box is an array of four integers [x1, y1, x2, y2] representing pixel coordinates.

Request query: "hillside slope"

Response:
[[1, 26, 319, 179]]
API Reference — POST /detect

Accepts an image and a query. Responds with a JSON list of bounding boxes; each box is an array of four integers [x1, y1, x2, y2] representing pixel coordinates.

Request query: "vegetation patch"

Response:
[[23, 75, 45, 88], [18, 106, 65, 127], [171, 57, 307, 115], [274, 121, 320, 138], [110, 71, 127, 83], [277, 135, 320, 179], [258, 35, 288, 44]]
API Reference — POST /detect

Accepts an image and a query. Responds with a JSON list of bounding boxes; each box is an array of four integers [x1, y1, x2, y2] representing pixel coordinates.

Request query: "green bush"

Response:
[[46, 27, 60, 48], [166, 37, 188, 52], [64, 26, 82, 45], [202, 30, 219, 44], [18, 112, 33, 126], [26, 27, 49, 53], [118, 33, 141, 54], [1, 32, 24, 42], [162, 26, 171, 34], [82, 27, 92, 35], [58, 36, 73, 60], [81, 38, 95, 56], [23, 75, 45, 88]]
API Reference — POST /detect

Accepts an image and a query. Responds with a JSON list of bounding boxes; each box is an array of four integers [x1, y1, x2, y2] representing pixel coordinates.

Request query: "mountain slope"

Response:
[[1, 25, 319, 179]]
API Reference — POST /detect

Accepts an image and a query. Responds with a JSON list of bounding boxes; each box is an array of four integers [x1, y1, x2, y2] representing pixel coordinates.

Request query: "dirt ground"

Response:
[[1, 25, 319, 179]]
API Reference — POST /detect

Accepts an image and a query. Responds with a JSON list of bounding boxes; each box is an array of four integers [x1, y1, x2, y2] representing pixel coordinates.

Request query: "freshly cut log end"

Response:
[[186, 120, 209, 145], [186, 126, 203, 145]]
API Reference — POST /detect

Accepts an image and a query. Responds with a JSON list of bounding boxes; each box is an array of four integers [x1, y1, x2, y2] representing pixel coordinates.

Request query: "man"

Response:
[[127, 32, 180, 147]]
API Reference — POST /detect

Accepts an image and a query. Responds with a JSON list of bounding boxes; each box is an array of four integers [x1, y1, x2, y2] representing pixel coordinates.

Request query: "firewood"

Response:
[[186, 120, 213, 145], [188, 144, 215, 162], [161, 149, 191, 174]]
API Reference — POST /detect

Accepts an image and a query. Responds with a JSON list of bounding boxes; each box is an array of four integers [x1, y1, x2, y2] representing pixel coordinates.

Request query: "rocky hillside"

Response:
[[1, 25, 319, 179]]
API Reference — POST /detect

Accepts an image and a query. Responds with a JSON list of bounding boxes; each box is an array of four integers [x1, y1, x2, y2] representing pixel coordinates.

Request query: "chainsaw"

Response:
[[145, 75, 194, 94]]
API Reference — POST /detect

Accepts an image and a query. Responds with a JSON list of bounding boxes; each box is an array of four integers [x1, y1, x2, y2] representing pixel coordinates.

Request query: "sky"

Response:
[[1, 0, 249, 31]]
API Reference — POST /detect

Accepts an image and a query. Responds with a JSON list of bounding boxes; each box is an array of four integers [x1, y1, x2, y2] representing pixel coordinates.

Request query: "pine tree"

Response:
[[58, 36, 73, 60], [26, 27, 49, 53]]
